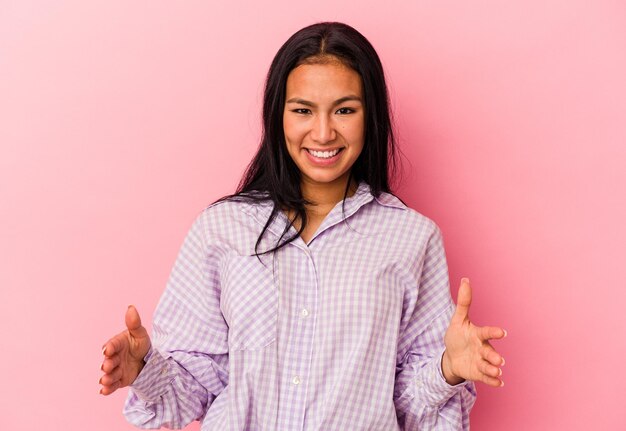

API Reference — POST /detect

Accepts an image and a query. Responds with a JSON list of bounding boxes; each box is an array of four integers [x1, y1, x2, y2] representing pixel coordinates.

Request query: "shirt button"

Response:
[[292, 375, 301, 385], [301, 308, 309, 317], [161, 367, 168, 375]]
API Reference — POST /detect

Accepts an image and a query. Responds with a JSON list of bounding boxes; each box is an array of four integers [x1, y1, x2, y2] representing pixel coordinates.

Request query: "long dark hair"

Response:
[[220, 21, 398, 255]]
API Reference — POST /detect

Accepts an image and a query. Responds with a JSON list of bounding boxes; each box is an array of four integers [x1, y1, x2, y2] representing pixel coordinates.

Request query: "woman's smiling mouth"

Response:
[[303, 147, 345, 166], [305, 148, 344, 159]]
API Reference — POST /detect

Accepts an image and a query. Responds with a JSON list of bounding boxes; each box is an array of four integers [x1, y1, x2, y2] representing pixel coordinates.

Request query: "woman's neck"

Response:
[[301, 177, 358, 217]]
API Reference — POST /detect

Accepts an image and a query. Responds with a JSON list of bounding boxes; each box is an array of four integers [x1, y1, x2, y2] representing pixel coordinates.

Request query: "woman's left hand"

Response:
[[441, 278, 507, 387]]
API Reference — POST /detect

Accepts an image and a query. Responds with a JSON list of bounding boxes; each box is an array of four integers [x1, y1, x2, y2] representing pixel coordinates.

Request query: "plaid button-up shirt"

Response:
[[124, 182, 476, 430]]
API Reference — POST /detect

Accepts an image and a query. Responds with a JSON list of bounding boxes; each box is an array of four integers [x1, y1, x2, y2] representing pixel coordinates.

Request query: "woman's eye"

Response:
[[293, 108, 311, 115], [336, 107, 354, 115]]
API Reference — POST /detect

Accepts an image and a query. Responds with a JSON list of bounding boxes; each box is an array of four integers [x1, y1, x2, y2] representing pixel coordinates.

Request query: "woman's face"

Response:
[[283, 60, 365, 189]]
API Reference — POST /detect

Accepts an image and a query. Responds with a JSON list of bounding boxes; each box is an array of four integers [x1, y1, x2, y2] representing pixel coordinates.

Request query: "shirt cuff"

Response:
[[129, 346, 172, 402], [415, 348, 469, 408]]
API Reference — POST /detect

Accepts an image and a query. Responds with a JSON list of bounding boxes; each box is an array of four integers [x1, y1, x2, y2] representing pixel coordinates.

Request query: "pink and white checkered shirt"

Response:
[[123, 182, 476, 430]]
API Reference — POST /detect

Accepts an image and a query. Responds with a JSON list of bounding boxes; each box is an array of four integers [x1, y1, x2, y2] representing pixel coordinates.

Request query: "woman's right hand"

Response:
[[99, 305, 151, 395]]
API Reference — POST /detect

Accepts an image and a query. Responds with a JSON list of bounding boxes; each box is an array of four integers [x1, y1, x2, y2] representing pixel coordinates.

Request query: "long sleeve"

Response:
[[123, 210, 230, 429], [394, 225, 477, 430]]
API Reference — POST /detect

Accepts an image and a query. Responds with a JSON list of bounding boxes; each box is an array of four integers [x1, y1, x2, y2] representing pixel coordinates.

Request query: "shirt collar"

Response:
[[240, 181, 406, 247]]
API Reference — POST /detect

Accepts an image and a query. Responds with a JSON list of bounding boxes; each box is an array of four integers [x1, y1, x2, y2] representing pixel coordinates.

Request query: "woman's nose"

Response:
[[310, 115, 336, 144]]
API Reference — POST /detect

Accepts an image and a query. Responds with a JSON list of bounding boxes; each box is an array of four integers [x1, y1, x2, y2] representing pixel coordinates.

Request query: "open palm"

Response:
[[99, 305, 151, 395], [442, 278, 506, 387]]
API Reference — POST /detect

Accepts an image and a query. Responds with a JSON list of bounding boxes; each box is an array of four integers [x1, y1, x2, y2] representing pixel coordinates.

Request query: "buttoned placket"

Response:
[[276, 237, 319, 430]]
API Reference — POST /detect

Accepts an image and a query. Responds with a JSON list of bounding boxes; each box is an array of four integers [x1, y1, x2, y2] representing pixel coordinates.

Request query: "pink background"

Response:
[[1, 1, 625, 429]]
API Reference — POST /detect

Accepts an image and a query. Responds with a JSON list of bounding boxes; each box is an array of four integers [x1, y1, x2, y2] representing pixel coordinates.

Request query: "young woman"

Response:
[[99, 22, 506, 430]]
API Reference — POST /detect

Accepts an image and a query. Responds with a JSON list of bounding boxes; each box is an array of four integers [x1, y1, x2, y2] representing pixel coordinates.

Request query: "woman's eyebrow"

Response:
[[285, 95, 362, 107]]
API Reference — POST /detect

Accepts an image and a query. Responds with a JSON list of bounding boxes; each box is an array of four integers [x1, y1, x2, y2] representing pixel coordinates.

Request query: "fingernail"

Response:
[[99, 388, 103, 395], [98, 377, 102, 385], [501, 357, 505, 366], [500, 380, 505, 387], [462, 277, 469, 284], [100, 362, 104, 371], [503, 329, 508, 338], [102, 346, 106, 355], [498, 368, 502, 376]]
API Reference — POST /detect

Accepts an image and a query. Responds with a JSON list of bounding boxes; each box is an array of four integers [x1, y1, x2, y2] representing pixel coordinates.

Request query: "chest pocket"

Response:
[[220, 252, 279, 351]]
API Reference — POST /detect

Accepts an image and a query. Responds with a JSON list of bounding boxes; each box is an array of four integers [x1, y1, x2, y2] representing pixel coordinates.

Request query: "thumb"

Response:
[[125, 305, 148, 339], [453, 277, 472, 320]]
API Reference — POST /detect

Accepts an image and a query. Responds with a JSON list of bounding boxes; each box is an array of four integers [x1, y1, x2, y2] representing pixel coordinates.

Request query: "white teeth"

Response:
[[308, 148, 340, 159]]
